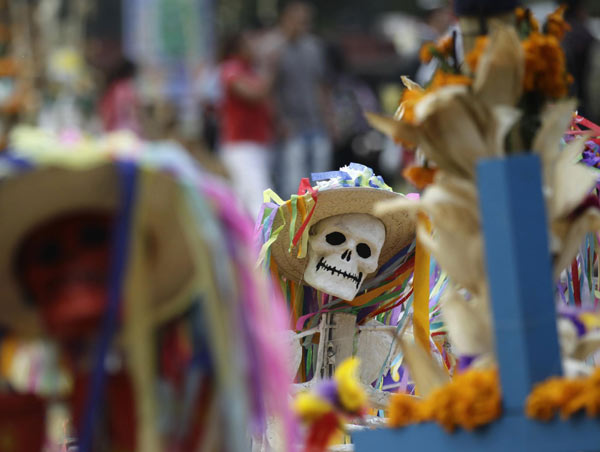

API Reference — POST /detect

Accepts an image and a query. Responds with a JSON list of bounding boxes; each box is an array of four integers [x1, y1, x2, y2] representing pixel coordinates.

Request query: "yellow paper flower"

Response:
[[334, 357, 366, 413], [294, 392, 334, 423]]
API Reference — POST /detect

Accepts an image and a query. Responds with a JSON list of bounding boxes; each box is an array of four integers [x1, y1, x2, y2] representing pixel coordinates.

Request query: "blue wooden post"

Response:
[[352, 155, 600, 451], [477, 154, 561, 412]]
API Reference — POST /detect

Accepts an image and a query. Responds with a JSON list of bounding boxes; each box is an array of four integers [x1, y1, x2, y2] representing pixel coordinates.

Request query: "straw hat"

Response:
[[0, 154, 195, 336], [270, 166, 415, 283]]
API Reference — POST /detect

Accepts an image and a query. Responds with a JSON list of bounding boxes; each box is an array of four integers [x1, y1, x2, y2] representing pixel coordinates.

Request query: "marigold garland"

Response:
[[419, 35, 455, 64], [463, 5, 573, 99], [526, 367, 600, 421], [545, 4, 570, 40], [522, 32, 571, 99], [402, 166, 437, 190], [387, 369, 502, 432]]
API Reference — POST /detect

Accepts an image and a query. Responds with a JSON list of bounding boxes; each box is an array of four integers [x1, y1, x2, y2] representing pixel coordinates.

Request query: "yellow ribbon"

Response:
[[413, 213, 431, 353]]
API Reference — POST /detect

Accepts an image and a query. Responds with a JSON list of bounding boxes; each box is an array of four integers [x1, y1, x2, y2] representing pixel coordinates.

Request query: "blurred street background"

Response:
[[3, 0, 600, 216]]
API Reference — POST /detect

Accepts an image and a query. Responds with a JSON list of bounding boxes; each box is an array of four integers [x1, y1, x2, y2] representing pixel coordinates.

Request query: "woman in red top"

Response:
[[219, 31, 275, 218]]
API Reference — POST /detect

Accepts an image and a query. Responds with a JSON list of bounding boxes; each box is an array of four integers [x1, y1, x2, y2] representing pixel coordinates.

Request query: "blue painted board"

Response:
[[477, 154, 562, 411], [352, 415, 600, 452]]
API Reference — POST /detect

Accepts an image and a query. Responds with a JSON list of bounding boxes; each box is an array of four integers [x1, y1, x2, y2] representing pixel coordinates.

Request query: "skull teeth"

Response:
[[316, 257, 363, 289]]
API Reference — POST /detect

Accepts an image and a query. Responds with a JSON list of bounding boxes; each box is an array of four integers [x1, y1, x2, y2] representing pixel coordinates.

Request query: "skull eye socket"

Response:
[[38, 240, 62, 265], [356, 243, 371, 258], [80, 223, 109, 248], [325, 232, 346, 246]]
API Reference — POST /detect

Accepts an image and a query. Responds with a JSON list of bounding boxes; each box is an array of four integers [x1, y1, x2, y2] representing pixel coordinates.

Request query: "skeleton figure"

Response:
[[292, 214, 404, 409], [304, 214, 386, 301]]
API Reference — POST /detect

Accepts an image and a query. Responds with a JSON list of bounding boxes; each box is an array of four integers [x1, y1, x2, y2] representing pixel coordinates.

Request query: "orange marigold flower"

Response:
[[464, 36, 489, 73], [436, 35, 455, 57], [388, 394, 423, 427], [557, 380, 586, 419], [524, 370, 600, 421], [516, 6, 540, 33], [451, 369, 502, 430], [402, 166, 437, 190], [419, 42, 436, 63], [546, 4, 571, 40], [388, 369, 502, 432], [515, 7, 526, 21], [430, 71, 472, 89], [428, 385, 457, 432], [395, 87, 425, 125], [522, 32, 570, 98], [526, 392, 557, 421]]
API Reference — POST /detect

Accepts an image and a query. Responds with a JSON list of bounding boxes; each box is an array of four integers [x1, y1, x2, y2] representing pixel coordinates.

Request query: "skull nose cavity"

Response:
[[341, 249, 352, 261]]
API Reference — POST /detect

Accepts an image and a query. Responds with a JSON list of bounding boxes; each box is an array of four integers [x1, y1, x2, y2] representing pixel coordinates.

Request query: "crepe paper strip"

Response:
[[566, 267, 575, 305], [587, 237, 593, 294], [291, 178, 318, 252], [348, 264, 414, 308], [413, 213, 432, 352], [257, 209, 285, 267], [311, 170, 351, 182], [365, 288, 414, 321], [122, 171, 161, 452], [78, 161, 137, 452], [572, 259, 581, 307], [295, 300, 357, 331], [381, 298, 413, 384], [572, 115, 600, 134], [263, 188, 286, 206], [289, 197, 299, 252], [296, 196, 307, 258]]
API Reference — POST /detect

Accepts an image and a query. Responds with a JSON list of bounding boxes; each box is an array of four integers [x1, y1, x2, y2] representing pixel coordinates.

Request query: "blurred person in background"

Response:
[[218, 30, 274, 218], [325, 43, 382, 172], [274, 1, 333, 197], [99, 58, 141, 134], [87, 37, 142, 134], [562, 0, 598, 122]]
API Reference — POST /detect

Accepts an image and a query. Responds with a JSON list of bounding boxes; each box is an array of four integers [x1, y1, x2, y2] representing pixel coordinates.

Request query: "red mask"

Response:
[[16, 211, 113, 340]]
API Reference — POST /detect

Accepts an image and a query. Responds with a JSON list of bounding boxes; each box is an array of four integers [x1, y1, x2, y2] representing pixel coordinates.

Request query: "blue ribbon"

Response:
[[78, 161, 138, 452], [310, 170, 351, 182]]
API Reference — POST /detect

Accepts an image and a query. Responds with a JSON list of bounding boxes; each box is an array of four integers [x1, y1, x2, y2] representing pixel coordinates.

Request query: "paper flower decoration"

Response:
[[294, 358, 367, 452]]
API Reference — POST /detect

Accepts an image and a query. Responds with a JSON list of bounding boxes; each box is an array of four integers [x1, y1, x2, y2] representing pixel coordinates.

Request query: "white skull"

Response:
[[304, 213, 385, 300]]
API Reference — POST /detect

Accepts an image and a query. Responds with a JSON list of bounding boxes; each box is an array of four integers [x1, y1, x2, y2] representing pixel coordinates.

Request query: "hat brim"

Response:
[[0, 163, 195, 336], [270, 187, 415, 284]]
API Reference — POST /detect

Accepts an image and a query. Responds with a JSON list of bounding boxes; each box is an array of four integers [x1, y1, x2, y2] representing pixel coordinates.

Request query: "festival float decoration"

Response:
[[0, 126, 294, 452], [359, 2, 600, 451]]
